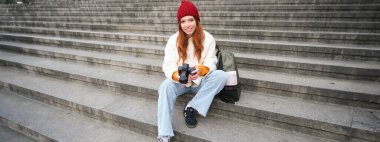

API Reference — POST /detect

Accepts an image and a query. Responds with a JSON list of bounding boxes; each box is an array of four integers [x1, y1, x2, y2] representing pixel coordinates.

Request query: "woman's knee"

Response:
[[159, 79, 175, 91], [158, 79, 178, 98], [209, 70, 228, 82]]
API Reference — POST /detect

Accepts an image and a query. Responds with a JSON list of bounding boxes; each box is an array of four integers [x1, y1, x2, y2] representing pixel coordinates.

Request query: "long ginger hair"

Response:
[[176, 19, 205, 64]]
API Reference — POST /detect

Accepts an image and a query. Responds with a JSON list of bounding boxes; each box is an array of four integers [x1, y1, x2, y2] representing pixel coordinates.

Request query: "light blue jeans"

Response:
[[157, 70, 228, 138]]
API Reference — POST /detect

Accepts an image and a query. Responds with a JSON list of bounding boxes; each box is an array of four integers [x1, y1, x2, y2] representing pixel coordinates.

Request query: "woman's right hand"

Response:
[[189, 68, 199, 81]]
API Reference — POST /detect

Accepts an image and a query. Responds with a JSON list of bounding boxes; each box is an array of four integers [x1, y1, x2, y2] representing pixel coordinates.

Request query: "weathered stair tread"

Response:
[[2, 32, 378, 51], [235, 52, 380, 70], [0, 32, 158, 45], [240, 69, 380, 96], [0, 51, 164, 91], [3, 11, 379, 19], [0, 42, 162, 66], [218, 37, 380, 49], [0, 32, 164, 53], [0, 67, 336, 142], [237, 91, 380, 133], [5, 6, 380, 14], [28, 0, 380, 5], [3, 15, 379, 23], [0, 91, 156, 142], [3, 39, 378, 74], [1, 0, 379, 141], [3, 20, 378, 30], [0, 124, 36, 142], [0, 50, 379, 136], [2, 25, 379, 39], [0, 46, 379, 98]]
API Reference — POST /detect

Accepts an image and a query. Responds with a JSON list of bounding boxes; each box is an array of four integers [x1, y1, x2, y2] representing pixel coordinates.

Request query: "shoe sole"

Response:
[[185, 122, 197, 128]]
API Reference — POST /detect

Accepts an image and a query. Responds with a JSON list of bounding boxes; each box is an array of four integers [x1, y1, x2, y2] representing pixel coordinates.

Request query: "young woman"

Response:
[[157, 0, 227, 142]]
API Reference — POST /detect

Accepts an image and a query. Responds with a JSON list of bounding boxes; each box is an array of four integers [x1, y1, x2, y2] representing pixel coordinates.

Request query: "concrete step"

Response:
[[6, 11, 379, 20], [0, 44, 378, 110], [0, 67, 342, 142], [0, 123, 36, 142], [235, 52, 380, 81], [0, 33, 380, 61], [4, 4, 380, 12], [3, 15, 379, 31], [0, 33, 165, 59], [3, 12, 379, 22], [4, 4, 380, 13], [0, 26, 167, 45], [1, 31, 379, 62], [0, 39, 379, 82], [1, 25, 379, 46], [26, 0, 380, 6], [4, 1, 380, 10], [218, 38, 380, 62], [0, 58, 379, 142], [2, 20, 378, 33], [0, 90, 157, 142]]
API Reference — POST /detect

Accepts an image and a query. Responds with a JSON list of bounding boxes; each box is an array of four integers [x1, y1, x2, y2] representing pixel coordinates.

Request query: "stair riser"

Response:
[[1, 42, 380, 109], [221, 43, 380, 62], [241, 79, 380, 109], [2, 26, 379, 46], [0, 0, 378, 142], [17, 0, 380, 6], [1, 20, 379, 33], [0, 45, 164, 76], [0, 27, 168, 45], [0, 83, 207, 142], [0, 71, 374, 142], [3, 16, 380, 33], [2, 41, 379, 85], [0, 116, 56, 142], [1, 38, 379, 83], [2, 45, 377, 110], [1, 38, 164, 60], [237, 59, 380, 82], [3, 14, 379, 22], [1, 35, 379, 81], [2, 33, 378, 63], [4, 5, 380, 12], [0, 45, 379, 105], [5, 12, 380, 20]]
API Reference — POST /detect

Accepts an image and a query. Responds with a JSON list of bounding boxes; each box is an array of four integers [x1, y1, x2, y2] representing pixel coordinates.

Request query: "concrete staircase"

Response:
[[0, 0, 379, 141]]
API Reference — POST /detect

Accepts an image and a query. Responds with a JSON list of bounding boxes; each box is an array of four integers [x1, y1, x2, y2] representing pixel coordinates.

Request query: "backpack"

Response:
[[215, 44, 241, 104]]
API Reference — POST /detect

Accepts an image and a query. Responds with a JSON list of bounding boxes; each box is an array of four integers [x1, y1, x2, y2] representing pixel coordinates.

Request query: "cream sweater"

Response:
[[162, 30, 217, 86]]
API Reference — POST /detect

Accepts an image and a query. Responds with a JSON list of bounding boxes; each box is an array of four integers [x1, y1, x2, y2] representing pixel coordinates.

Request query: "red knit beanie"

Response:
[[177, 0, 200, 23]]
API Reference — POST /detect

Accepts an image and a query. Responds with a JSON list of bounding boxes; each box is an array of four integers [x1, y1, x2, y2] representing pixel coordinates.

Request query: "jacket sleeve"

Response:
[[201, 34, 217, 74], [162, 34, 180, 82]]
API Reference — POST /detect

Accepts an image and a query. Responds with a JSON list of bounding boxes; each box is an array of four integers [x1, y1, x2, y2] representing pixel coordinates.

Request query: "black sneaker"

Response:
[[157, 137, 169, 142], [184, 107, 197, 128]]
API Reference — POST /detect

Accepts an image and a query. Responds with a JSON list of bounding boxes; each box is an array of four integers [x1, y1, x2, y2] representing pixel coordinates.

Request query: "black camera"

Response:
[[178, 63, 196, 84]]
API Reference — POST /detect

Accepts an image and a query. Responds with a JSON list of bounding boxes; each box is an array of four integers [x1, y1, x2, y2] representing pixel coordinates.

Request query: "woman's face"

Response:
[[180, 16, 197, 36]]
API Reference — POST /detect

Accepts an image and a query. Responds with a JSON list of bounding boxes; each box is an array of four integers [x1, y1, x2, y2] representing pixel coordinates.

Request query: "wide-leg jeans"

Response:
[[157, 70, 228, 138]]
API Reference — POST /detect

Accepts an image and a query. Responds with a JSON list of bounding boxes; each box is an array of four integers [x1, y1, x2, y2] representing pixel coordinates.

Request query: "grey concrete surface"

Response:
[[0, 42, 379, 105], [1, 0, 379, 141], [0, 54, 378, 141], [2, 11, 379, 22], [0, 124, 37, 142], [0, 89, 156, 142], [1, 24, 379, 45], [1, 20, 378, 34], [1, 33, 379, 80], [0, 67, 339, 142], [3, 4, 380, 13], [1, 32, 379, 62]]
